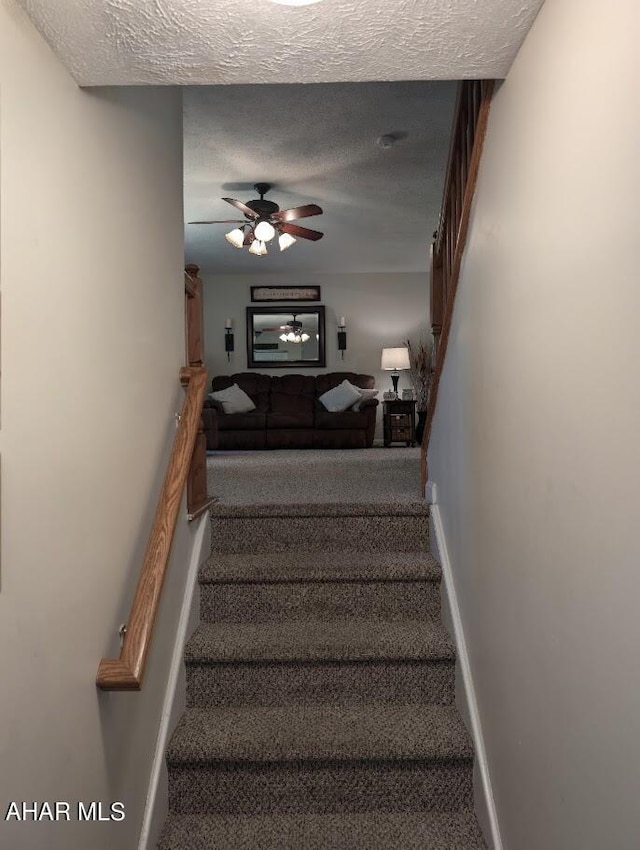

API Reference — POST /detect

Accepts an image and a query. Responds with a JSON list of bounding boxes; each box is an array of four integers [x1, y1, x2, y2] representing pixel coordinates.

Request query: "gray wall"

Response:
[[0, 3, 191, 847], [428, 0, 640, 847], [202, 271, 429, 438]]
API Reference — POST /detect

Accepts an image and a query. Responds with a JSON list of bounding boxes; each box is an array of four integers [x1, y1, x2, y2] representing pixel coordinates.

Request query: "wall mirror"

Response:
[[246, 306, 326, 368]]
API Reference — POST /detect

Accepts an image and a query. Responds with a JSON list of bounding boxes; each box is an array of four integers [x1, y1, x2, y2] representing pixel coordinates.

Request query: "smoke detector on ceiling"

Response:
[[376, 135, 396, 150]]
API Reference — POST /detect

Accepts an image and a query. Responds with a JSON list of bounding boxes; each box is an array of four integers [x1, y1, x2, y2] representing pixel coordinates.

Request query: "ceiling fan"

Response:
[[189, 183, 323, 256]]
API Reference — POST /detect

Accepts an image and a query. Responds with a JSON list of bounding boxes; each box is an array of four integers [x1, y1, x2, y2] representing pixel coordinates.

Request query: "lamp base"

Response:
[[391, 372, 400, 395]]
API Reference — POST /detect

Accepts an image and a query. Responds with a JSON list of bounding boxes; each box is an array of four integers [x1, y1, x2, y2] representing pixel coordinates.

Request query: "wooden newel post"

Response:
[[184, 265, 209, 519]]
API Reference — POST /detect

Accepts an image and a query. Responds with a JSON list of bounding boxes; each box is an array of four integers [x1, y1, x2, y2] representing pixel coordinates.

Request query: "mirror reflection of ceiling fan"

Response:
[[259, 315, 311, 343], [189, 183, 323, 256]]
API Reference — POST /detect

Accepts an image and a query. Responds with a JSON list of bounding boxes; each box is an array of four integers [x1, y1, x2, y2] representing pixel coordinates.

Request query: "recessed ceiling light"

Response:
[[267, 0, 323, 6]]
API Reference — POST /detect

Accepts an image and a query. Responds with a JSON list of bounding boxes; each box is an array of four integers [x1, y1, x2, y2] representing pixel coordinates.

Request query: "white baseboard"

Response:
[[138, 513, 210, 850], [427, 482, 503, 850]]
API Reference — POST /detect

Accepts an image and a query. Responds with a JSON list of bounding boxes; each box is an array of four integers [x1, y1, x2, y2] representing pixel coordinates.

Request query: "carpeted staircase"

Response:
[[158, 502, 487, 849]]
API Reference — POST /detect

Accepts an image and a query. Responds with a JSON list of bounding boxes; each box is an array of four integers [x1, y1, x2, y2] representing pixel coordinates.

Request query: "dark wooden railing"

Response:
[[421, 80, 494, 490], [96, 366, 208, 690], [184, 265, 210, 520]]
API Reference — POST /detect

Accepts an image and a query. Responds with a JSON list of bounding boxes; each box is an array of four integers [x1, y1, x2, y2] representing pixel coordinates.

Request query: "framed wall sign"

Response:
[[250, 285, 321, 303]]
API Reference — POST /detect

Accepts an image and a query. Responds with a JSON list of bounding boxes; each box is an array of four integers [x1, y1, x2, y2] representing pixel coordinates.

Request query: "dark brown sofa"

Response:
[[203, 372, 379, 450]]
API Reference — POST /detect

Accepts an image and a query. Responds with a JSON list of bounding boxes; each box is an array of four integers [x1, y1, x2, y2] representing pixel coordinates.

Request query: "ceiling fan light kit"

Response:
[[249, 239, 268, 256], [191, 183, 323, 258], [225, 227, 245, 248], [254, 219, 276, 242], [279, 232, 296, 252]]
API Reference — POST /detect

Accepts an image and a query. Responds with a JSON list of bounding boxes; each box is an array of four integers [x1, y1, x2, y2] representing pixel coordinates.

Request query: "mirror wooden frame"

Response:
[[246, 306, 326, 369]]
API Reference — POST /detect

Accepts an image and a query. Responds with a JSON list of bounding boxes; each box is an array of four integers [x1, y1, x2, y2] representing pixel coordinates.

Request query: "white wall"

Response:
[[428, 1, 640, 848], [0, 2, 190, 848], [202, 271, 429, 437]]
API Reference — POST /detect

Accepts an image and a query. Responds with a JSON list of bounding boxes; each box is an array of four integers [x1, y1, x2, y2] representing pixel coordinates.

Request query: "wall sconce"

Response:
[[224, 318, 234, 361], [337, 316, 347, 359]]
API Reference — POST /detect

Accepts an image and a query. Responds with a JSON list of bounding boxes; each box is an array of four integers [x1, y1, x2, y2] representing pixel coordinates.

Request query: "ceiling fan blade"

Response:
[[188, 219, 246, 224], [274, 204, 323, 223], [280, 222, 324, 241], [222, 197, 258, 218], [243, 228, 255, 246]]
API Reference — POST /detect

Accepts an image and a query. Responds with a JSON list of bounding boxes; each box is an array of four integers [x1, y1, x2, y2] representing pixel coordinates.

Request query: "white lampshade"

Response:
[[225, 227, 245, 248], [278, 232, 296, 252], [249, 239, 268, 256], [381, 347, 410, 371], [254, 219, 276, 242]]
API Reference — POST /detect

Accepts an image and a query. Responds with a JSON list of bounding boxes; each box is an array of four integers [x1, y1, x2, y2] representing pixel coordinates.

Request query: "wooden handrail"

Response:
[[421, 80, 494, 491], [96, 366, 208, 690]]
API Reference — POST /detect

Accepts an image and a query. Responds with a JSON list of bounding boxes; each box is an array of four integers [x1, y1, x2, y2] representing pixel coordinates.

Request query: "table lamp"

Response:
[[381, 346, 410, 395]]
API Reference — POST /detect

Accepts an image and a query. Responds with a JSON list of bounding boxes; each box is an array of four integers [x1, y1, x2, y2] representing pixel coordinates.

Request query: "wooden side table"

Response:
[[383, 399, 417, 447]]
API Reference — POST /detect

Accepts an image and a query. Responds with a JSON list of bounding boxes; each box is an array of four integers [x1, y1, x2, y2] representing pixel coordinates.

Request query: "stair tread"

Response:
[[158, 811, 486, 849], [209, 501, 430, 518], [186, 619, 455, 663], [200, 550, 441, 584], [167, 703, 473, 764]]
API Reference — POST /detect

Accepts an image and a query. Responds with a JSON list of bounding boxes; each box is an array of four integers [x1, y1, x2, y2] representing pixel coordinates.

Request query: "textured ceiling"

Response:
[[183, 81, 457, 274], [19, 0, 544, 86], [18, 0, 544, 275]]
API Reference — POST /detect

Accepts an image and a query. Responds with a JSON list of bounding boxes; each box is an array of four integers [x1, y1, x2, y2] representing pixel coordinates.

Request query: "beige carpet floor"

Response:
[[206, 448, 422, 505]]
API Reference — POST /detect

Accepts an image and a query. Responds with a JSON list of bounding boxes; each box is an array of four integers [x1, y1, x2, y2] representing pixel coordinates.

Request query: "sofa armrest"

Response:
[[203, 397, 225, 413], [360, 398, 379, 447], [201, 404, 220, 450]]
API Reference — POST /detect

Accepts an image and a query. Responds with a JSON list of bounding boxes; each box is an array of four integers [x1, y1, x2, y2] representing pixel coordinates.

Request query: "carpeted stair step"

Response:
[[158, 810, 487, 849], [199, 551, 441, 622], [200, 553, 440, 622], [209, 502, 430, 554], [201, 579, 441, 622], [201, 550, 441, 584], [185, 619, 456, 707], [166, 704, 474, 815]]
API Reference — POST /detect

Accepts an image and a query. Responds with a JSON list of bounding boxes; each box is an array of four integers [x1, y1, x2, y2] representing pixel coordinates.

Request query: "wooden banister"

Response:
[[184, 265, 211, 519], [421, 80, 494, 491], [96, 366, 208, 690]]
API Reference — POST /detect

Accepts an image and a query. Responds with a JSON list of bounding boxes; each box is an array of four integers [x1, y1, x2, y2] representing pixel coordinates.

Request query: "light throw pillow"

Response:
[[350, 386, 379, 412], [319, 379, 363, 413], [208, 383, 256, 415]]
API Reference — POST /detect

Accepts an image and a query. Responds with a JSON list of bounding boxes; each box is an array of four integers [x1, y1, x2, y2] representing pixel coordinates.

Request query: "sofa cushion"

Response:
[[209, 383, 256, 414], [351, 387, 379, 411], [211, 373, 271, 413], [315, 409, 370, 430], [217, 412, 267, 431], [267, 412, 314, 429], [315, 372, 375, 396], [318, 379, 363, 413], [269, 375, 316, 421]]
